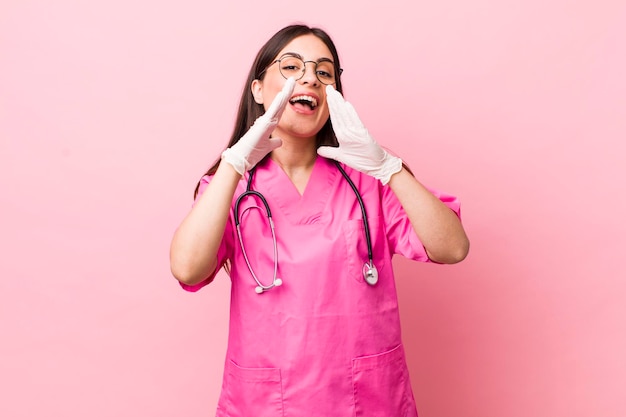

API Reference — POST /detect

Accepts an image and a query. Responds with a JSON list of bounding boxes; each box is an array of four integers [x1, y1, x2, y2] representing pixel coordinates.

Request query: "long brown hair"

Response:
[[193, 25, 344, 198]]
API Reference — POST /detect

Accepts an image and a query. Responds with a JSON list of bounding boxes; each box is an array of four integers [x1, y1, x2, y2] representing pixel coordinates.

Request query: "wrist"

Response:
[[221, 148, 249, 176], [375, 154, 403, 185], [215, 157, 244, 181]]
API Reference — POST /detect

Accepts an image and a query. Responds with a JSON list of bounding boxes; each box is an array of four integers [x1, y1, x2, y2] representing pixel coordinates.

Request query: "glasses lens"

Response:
[[315, 61, 336, 85], [278, 57, 336, 85], [278, 56, 305, 80]]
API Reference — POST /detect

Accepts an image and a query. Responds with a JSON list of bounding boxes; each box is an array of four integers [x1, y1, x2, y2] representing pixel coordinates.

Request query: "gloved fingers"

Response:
[[342, 100, 363, 127], [267, 137, 283, 151], [326, 85, 366, 134], [316, 145, 342, 160], [264, 77, 296, 121], [325, 85, 351, 124]]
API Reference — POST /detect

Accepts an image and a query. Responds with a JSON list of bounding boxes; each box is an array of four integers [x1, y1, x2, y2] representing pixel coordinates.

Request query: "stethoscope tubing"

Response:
[[234, 190, 272, 224], [235, 183, 281, 293], [234, 159, 377, 292], [334, 161, 373, 265]]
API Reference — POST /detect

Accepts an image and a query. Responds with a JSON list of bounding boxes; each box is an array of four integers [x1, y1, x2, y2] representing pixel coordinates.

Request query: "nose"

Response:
[[300, 61, 319, 86]]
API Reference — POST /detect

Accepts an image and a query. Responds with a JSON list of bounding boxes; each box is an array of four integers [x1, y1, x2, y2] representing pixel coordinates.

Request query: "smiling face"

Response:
[[251, 34, 334, 142]]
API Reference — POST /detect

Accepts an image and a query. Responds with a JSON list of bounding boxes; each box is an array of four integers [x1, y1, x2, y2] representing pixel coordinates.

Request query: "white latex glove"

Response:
[[221, 77, 296, 175], [317, 85, 402, 185]]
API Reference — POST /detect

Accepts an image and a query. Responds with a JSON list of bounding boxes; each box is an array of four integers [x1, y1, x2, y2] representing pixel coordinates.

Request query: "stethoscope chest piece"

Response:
[[363, 262, 379, 286]]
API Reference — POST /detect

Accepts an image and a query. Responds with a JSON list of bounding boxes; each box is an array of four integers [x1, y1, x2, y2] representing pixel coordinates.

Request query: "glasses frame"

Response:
[[258, 54, 343, 85]]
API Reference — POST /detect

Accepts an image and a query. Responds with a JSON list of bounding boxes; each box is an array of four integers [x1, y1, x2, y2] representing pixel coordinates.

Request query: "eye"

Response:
[[316, 62, 335, 80], [280, 57, 303, 73], [316, 70, 333, 79]]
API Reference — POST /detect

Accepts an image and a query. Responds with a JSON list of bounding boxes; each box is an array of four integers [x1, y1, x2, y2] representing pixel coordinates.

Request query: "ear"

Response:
[[251, 79, 264, 104]]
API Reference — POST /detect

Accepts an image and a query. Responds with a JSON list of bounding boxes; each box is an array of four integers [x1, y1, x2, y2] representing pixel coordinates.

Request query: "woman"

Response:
[[170, 24, 469, 417]]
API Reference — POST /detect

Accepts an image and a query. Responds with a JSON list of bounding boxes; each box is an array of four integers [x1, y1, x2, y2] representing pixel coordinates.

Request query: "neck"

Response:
[[270, 138, 317, 173], [269, 139, 318, 195]]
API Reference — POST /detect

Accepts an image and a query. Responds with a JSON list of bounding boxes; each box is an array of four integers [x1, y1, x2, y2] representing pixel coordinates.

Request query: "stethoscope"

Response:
[[234, 160, 378, 294]]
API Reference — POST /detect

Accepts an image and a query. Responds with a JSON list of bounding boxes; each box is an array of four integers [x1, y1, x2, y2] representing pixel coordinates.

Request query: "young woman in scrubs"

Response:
[[170, 24, 469, 417]]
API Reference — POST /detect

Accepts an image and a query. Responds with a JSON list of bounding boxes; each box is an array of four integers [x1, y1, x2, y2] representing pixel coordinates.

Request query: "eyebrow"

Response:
[[278, 52, 334, 64]]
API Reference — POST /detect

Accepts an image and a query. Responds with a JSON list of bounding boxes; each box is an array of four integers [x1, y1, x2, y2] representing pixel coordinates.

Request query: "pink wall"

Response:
[[1, 1, 625, 416]]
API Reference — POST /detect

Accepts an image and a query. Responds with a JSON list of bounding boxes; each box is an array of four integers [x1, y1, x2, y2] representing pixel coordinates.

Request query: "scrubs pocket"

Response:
[[352, 344, 415, 417], [220, 360, 284, 417]]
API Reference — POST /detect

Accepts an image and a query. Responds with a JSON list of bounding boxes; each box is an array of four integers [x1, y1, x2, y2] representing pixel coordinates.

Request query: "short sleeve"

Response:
[[382, 183, 462, 263], [178, 175, 234, 292]]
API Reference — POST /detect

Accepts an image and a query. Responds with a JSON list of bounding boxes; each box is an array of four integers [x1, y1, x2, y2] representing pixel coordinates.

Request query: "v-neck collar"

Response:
[[258, 156, 339, 225]]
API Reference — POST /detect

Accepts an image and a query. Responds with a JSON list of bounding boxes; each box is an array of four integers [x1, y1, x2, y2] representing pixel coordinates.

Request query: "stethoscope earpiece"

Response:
[[255, 277, 281, 294]]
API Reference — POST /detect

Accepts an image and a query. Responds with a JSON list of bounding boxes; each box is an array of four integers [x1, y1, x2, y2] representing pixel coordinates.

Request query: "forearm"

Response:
[[170, 162, 241, 285], [387, 168, 469, 264]]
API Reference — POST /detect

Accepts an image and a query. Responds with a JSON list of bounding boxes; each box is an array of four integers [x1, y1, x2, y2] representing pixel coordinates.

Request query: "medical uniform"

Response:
[[182, 156, 461, 417]]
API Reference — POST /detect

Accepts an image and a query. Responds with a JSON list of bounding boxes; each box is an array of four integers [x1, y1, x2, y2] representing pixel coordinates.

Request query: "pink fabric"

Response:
[[182, 156, 461, 416]]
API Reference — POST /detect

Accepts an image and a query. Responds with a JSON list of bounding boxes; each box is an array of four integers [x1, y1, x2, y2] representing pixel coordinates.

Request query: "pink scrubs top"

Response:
[[182, 156, 461, 417]]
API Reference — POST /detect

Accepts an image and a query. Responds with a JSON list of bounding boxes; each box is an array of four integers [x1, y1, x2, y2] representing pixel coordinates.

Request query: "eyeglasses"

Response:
[[259, 54, 342, 85]]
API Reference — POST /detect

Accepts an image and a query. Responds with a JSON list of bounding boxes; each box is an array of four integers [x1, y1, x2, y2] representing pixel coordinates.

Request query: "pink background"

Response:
[[2, 1, 625, 416]]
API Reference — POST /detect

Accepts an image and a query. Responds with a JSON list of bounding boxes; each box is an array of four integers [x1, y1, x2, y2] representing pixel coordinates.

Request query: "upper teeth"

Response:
[[290, 95, 318, 107]]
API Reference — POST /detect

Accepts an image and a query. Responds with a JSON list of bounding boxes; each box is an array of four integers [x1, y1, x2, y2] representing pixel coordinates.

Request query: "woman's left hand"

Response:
[[317, 85, 402, 185]]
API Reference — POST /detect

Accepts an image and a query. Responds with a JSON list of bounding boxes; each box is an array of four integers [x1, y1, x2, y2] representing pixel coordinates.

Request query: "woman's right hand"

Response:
[[171, 78, 295, 286], [221, 77, 296, 175]]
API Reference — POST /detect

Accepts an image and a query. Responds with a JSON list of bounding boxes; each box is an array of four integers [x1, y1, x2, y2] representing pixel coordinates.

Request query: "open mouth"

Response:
[[289, 95, 318, 111]]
